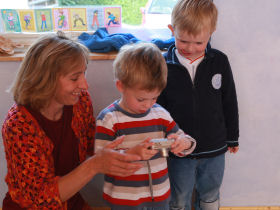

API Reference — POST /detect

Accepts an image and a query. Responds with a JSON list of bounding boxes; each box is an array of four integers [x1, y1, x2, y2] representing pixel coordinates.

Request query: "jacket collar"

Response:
[[164, 42, 214, 65]]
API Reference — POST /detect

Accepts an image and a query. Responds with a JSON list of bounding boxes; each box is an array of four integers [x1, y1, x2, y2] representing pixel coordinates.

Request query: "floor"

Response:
[[89, 207, 280, 210]]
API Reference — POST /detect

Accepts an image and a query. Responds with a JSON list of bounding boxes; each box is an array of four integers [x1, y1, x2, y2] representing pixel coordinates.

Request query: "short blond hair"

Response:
[[171, 0, 218, 35], [113, 42, 167, 91], [10, 31, 89, 110]]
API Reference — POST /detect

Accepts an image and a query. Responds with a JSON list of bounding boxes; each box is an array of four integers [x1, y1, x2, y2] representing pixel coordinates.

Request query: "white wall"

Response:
[[1, 0, 280, 207], [212, 0, 280, 206]]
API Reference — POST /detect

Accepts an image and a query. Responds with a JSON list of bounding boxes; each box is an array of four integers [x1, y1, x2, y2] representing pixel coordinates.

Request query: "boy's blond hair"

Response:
[[113, 42, 167, 91], [10, 31, 89, 110], [171, 0, 218, 35]]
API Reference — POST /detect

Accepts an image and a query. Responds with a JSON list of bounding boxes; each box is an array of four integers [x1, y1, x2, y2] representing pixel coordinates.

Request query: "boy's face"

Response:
[[116, 81, 161, 114], [169, 25, 211, 60]]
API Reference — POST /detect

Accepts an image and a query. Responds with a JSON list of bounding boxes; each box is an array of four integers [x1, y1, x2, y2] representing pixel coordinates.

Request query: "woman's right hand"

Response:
[[91, 137, 143, 176]]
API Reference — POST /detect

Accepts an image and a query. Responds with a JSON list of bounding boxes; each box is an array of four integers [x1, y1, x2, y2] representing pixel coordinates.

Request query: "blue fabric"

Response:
[[168, 154, 225, 210], [78, 27, 175, 53]]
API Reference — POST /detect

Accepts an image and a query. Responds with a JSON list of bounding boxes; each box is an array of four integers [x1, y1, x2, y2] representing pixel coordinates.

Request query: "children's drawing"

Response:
[[53, 8, 69, 31], [18, 10, 36, 32], [1, 6, 122, 32], [104, 7, 121, 27], [69, 8, 87, 31], [1, 9, 21, 32], [92, 10, 99, 27], [87, 7, 104, 30], [35, 9, 53, 32]]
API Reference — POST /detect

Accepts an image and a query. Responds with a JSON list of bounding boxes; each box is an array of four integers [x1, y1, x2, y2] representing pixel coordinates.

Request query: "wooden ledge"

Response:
[[0, 51, 117, 62], [0, 32, 119, 62]]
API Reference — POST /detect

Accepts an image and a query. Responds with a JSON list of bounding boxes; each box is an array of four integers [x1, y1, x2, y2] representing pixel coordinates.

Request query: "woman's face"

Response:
[[52, 60, 88, 107]]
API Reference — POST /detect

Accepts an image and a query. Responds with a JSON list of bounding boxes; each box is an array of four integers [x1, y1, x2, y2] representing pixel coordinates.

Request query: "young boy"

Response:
[[95, 42, 196, 210], [157, 0, 239, 209]]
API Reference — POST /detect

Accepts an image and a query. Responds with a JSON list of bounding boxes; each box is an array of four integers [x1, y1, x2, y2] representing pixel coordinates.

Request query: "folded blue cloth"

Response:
[[78, 27, 174, 53]]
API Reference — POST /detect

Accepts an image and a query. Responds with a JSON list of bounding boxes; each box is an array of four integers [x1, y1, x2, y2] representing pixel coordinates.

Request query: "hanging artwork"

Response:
[[52, 8, 70, 31], [69, 8, 87, 31], [35, 9, 53, 32], [104, 7, 121, 27], [18, 9, 36, 32], [0, 6, 121, 33], [1, 9, 21, 32], [87, 7, 104, 31]]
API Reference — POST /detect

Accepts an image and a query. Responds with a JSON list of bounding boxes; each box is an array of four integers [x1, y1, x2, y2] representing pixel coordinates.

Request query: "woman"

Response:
[[2, 32, 142, 209]]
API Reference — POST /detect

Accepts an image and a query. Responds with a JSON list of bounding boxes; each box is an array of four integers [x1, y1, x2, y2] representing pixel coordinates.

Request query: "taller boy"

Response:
[[157, 0, 239, 209]]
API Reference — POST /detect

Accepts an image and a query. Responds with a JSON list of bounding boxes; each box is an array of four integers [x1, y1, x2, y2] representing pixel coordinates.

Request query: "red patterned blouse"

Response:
[[2, 91, 95, 209]]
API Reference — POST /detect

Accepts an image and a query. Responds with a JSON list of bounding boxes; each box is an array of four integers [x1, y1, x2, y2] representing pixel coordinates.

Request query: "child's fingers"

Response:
[[143, 137, 152, 143], [171, 139, 180, 149], [167, 134, 178, 140], [143, 138, 154, 149]]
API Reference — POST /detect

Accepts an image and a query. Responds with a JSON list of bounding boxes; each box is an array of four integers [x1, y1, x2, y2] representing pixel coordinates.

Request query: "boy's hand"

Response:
[[168, 134, 192, 155], [126, 138, 158, 160], [228, 146, 239, 154]]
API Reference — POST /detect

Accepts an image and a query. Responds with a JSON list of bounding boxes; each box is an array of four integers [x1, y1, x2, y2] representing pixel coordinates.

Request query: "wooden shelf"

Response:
[[0, 51, 117, 62]]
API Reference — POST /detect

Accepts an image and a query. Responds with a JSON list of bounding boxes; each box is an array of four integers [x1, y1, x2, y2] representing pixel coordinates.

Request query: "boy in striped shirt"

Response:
[[95, 42, 196, 210]]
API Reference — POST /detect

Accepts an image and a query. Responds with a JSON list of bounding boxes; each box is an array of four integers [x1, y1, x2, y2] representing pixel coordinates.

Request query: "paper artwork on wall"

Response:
[[104, 7, 121, 27], [18, 10, 36, 32], [35, 9, 53, 32], [0, 6, 121, 33], [87, 7, 104, 31], [1, 9, 21, 32], [69, 8, 87, 31], [52, 8, 70, 31]]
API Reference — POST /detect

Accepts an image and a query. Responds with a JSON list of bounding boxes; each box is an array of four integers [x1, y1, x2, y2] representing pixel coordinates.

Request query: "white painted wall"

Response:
[[1, 0, 280, 207], [212, 0, 280, 206]]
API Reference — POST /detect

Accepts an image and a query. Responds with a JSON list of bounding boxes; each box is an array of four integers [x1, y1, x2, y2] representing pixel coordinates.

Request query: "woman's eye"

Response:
[[71, 78, 78, 81]]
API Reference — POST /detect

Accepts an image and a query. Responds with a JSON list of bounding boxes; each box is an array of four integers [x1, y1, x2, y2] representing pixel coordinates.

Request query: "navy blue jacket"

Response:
[[157, 44, 239, 158]]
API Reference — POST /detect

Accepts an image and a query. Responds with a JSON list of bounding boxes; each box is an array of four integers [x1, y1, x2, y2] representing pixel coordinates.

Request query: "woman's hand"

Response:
[[58, 137, 143, 202], [91, 137, 143, 176]]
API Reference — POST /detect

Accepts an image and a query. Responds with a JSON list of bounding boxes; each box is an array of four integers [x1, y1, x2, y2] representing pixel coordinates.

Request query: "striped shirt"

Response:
[[95, 100, 195, 209]]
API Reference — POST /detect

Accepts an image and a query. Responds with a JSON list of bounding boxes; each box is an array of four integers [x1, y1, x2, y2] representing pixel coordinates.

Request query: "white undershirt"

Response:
[[175, 49, 204, 83]]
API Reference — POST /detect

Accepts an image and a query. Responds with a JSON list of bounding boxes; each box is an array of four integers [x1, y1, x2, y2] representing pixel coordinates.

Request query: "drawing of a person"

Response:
[[24, 14, 31, 29], [92, 10, 99, 28], [7, 13, 15, 29], [58, 10, 66, 28], [41, 12, 47, 30], [107, 11, 118, 26], [73, 13, 85, 27]]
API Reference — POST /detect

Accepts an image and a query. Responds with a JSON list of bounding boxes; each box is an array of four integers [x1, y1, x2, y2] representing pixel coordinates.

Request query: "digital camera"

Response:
[[150, 138, 174, 157]]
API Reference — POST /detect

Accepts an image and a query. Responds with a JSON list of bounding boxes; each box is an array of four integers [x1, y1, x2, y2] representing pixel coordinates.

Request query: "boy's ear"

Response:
[[168, 24, 175, 35], [116, 80, 124, 93]]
